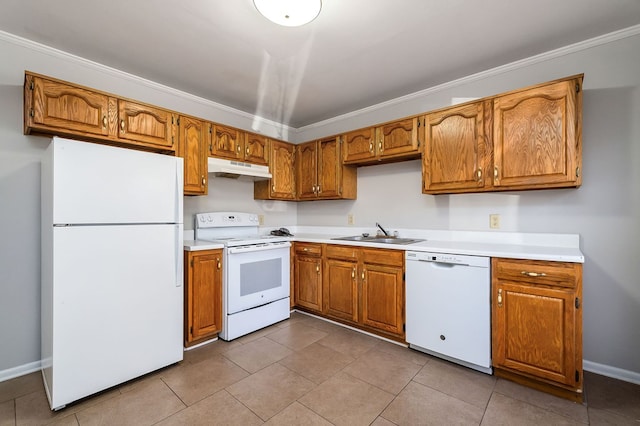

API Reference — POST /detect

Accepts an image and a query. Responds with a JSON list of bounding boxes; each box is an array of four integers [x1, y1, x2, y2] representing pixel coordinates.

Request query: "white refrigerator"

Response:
[[41, 137, 184, 410]]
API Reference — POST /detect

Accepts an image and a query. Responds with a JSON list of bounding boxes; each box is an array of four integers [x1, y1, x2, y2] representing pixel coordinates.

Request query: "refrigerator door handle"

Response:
[[175, 225, 183, 287], [175, 158, 184, 220]]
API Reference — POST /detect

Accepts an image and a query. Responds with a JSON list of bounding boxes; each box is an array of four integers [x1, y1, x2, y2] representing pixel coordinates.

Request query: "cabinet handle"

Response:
[[369, 140, 374, 153], [246, 147, 250, 155], [351, 268, 356, 279], [237, 146, 241, 153], [477, 168, 482, 180], [494, 167, 499, 180], [120, 119, 125, 132], [272, 184, 276, 192], [521, 271, 547, 277], [201, 176, 205, 186], [361, 270, 366, 281], [379, 141, 383, 152], [316, 263, 320, 273], [102, 116, 107, 128], [317, 184, 321, 193], [303, 247, 308, 251], [217, 258, 221, 269], [497, 288, 503, 307]]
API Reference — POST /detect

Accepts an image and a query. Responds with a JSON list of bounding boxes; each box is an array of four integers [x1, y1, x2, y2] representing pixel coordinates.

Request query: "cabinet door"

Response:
[[185, 250, 222, 344], [376, 117, 421, 161], [343, 127, 376, 164], [296, 141, 318, 199], [117, 100, 175, 151], [244, 132, 269, 165], [179, 117, 209, 195], [323, 258, 358, 322], [295, 255, 323, 312], [493, 79, 581, 189], [26, 74, 112, 137], [269, 140, 296, 200], [317, 137, 342, 198], [423, 101, 489, 193], [361, 262, 404, 336], [210, 124, 244, 160]]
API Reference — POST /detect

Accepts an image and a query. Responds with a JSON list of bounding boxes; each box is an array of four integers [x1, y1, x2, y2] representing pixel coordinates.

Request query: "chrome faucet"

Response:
[[375, 222, 389, 236]]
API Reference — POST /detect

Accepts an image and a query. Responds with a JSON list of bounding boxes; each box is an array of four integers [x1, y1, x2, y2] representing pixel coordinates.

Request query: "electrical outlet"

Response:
[[258, 214, 265, 225], [489, 214, 500, 229], [347, 213, 354, 225]]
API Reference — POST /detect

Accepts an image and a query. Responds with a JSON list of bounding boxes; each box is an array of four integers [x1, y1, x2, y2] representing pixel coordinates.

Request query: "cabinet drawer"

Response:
[[493, 258, 581, 289], [295, 242, 322, 257], [362, 248, 404, 267], [325, 244, 359, 260]]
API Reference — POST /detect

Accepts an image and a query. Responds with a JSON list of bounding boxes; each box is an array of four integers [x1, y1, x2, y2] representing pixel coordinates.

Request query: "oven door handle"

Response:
[[227, 242, 291, 254]]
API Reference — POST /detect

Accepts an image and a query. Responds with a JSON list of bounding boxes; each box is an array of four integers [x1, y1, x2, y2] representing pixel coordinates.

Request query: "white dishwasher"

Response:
[[405, 251, 492, 374]]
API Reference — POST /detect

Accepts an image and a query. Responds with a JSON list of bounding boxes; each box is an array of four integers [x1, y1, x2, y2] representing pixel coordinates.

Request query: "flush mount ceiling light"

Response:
[[254, 0, 322, 27]]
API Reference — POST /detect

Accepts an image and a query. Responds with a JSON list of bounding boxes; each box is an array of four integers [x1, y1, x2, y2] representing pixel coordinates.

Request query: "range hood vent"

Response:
[[207, 157, 272, 180]]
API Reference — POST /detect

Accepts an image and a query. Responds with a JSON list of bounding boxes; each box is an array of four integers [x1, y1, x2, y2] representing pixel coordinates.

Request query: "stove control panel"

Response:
[[195, 212, 259, 228]]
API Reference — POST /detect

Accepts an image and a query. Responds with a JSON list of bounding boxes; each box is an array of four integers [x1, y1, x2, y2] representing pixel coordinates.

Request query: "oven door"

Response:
[[225, 241, 291, 314]]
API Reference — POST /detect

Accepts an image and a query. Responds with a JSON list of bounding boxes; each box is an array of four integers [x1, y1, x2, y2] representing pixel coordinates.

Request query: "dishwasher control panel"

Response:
[[406, 251, 489, 268]]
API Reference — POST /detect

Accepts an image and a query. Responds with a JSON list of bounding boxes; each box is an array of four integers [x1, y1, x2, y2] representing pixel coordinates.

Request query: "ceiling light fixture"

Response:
[[254, 0, 322, 27]]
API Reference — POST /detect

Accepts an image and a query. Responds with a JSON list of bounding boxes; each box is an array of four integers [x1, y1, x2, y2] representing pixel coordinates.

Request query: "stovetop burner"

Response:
[[194, 212, 290, 246]]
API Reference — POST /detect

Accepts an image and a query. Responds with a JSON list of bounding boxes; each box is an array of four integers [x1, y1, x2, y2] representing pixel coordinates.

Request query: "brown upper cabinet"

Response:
[[423, 100, 492, 193], [254, 139, 296, 200], [25, 72, 177, 153], [178, 116, 209, 196], [493, 78, 582, 190], [422, 74, 583, 194], [210, 124, 268, 165], [296, 136, 357, 200], [343, 117, 422, 165]]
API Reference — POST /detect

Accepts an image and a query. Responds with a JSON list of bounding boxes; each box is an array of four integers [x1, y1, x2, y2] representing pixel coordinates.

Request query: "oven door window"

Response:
[[226, 245, 290, 314]]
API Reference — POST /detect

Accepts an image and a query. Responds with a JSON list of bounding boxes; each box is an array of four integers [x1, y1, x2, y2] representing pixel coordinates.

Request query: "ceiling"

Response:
[[2, 1, 640, 128]]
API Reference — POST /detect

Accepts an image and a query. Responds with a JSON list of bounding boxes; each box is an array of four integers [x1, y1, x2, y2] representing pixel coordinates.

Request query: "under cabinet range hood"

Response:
[[208, 157, 272, 180]]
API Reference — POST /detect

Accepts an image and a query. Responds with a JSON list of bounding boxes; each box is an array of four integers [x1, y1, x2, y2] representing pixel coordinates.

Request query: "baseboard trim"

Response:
[[584, 360, 640, 385], [0, 360, 41, 383]]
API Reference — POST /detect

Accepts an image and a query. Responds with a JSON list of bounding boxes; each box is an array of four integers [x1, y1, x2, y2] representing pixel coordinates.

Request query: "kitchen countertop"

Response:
[[184, 227, 584, 263]]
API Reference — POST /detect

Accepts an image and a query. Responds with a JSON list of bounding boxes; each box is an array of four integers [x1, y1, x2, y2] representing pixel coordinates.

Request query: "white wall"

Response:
[[296, 29, 640, 379], [1, 27, 639, 382]]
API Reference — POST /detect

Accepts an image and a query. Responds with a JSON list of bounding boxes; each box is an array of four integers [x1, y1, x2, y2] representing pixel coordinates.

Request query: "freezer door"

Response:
[[49, 137, 183, 225], [47, 224, 183, 409]]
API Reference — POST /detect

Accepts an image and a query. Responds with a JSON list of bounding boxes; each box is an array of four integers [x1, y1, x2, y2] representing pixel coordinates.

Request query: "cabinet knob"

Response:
[[237, 146, 241, 153], [303, 247, 308, 251], [497, 288, 503, 307], [316, 263, 320, 273], [217, 258, 221, 269], [477, 168, 482, 180], [246, 147, 250, 155], [378, 141, 383, 152], [361, 270, 366, 281], [521, 271, 546, 277], [201, 176, 205, 186], [102, 116, 107, 128], [120, 119, 125, 132], [352, 268, 356, 279], [272, 184, 276, 192], [369, 140, 373, 153], [494, 167, 499, 180]]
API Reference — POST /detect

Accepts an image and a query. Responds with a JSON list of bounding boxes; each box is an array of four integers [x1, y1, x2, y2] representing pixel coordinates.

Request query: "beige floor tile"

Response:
[[266, 322, 328, 351], [370, 416, 396, 426], [157, 390, 262, 426], [298, 315, 349, 334], [493, 377, 588, 423], [234, 324, 280, 344], [278, 342, 354, 384], [182, 338, 244, 365], [382, 381, 484, 425], [298, 372, 394, 426], [481, 392, 583, 426], [14, 386, 118, 426], [161, 354, 249, 406], [46, 415, 78, 426], [263, 401, 332, 425], [412, 357, 496, 409], [374, 340, 430, 366], [588, 406, 639, 425], [0, 400, 15, 426], [276, 312, 313, 328], [74, 378, 185, 425], [342, 348, 422, 395], [0, 373, 42, 404], [226, 363, 316, 421], [316, 328, 379, 359], [585, 371, 640, 421], [223, 337, 293, 373]]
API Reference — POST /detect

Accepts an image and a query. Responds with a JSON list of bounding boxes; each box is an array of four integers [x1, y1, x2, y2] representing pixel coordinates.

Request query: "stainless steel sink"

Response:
[[331, 235, 425, 245]]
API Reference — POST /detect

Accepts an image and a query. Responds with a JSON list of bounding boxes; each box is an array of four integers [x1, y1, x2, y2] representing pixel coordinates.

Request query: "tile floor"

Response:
[[1, 312, 639, 425]]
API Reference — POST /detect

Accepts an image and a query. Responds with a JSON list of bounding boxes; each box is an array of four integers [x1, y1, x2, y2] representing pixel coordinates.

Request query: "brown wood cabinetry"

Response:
[[492, 257, 583, 401], [297, 136, 357, 200], [254, 139, 296, 200], [116, 99, 176, 151], [178, 116, 209, 195], [493, 78, 582, 190], [423, 101, 491, 193], [343, 117, 422, 165], [184, 249, 223, 346], [322, 245, 404, 339], [210, 125, 269, 165], [293, 243, 323, 313]]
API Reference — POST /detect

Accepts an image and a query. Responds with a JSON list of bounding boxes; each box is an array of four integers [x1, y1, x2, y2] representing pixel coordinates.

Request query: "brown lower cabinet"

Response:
[[184, 249, 223, 346], [294, 244, 405, 340], [491, 257, 583, 401]]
